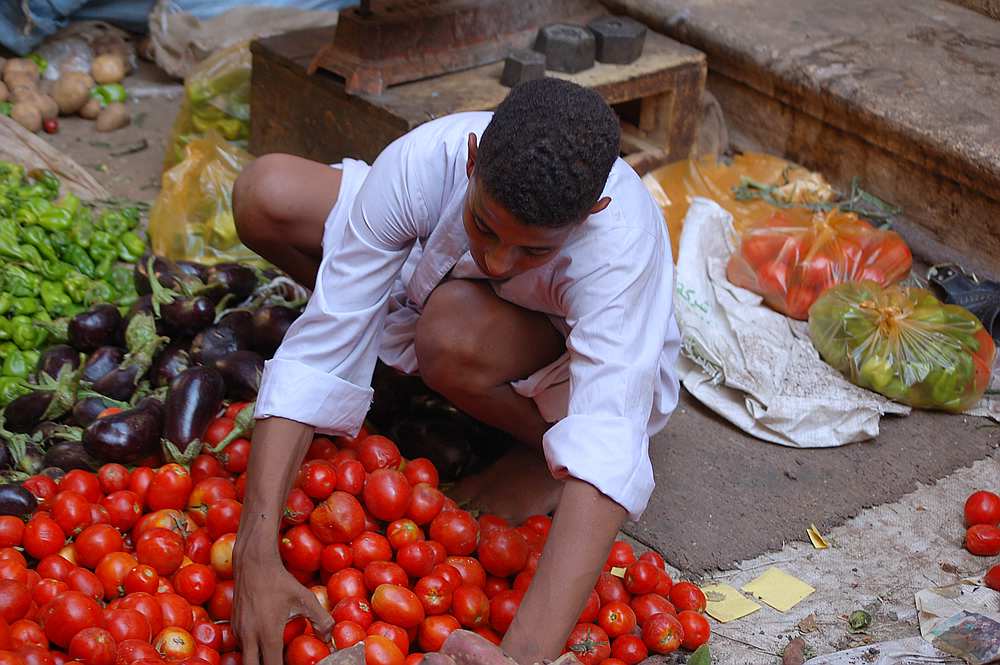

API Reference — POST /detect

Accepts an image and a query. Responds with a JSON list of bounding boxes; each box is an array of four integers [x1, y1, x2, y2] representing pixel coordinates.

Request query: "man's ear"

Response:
[[589, 196, 612, 215], [466, 133, 478, 179]]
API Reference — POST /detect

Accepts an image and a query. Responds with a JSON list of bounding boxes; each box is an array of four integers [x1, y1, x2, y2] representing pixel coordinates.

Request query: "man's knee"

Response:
[[232, 154, 297, 249], [415, 282, 493, 396]]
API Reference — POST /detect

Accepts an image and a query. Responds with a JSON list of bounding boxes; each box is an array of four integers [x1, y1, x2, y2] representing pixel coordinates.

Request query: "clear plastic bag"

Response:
[[148, 132, 263, 266], [164, 42, 250, 169], [809, 282, 996, 412], [726, 208, 913, 319]]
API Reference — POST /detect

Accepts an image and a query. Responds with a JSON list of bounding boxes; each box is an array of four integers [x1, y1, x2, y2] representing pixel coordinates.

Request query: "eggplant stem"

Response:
[[76, 390, 130, 409], [147, 256, 178, 316], [207, 400, 255, 453], [161, 438, 203, 465]]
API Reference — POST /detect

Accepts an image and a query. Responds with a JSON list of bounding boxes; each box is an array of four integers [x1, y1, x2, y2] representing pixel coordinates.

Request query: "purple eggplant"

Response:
[[253, 305, 301, 358], [134, 255, 185, 295], [152, 344, 193, 388], [176, 261, 209, 282], [82, 347, 126, 385], [191, 323, 251, 368], [218, 310, 254, 344], [0, 484, 36, 517], [82, 403, 163, 463], [214, 350, 263, 401], [163, 367, 225, 460], [38, 345, 81, 380], [205, 264, 257, 303], [161, 296, 215, 336], [68, 304, 122, 352], [71, 397, 114, 427], [44, 441, 99, 471], [5, 392, 54, 433], [91, 365, 143, 401], [0, 444, 10, 471]]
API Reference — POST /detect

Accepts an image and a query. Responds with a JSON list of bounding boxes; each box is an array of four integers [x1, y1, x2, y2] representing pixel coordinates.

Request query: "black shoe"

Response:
[[928, 264, 1000, 342]]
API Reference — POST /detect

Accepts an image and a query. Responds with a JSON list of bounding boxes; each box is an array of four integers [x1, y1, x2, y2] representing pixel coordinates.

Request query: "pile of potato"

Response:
[[0, 53, 130, 134]]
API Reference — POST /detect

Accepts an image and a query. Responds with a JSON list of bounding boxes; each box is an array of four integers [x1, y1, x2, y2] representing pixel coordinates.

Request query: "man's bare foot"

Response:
[[448, 447, 563, 524]]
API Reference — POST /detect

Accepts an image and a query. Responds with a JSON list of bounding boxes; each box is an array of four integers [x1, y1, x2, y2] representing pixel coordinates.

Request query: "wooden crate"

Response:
[[250, 26, 705, 173]]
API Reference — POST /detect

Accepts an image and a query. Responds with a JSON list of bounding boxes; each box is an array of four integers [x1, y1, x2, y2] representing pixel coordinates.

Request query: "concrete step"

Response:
[[605, 0, 1000, 279]]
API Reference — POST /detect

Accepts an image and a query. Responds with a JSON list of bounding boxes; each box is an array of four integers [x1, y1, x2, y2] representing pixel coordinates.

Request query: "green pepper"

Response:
[[859, 354, 895, 392], [64, 245, 96, 278], [118, 231, 146, 262], [36, 207, 72, 233], [90, 230, 115, 252], [0, 294, 11, 317], [40, 282, 73, 316], [2, 266, 41, 297], [2, 349, 29, 379], [49, 230, 69, 256], [10, 298, 38, 316], [0, 102, 11, 117], [17, 244, 45, 271], [38, 260, 72, 282], [83, 281, 115, 306], [91, 83, 127, 106], [69, 220, 94, 248], [57, 193, 81, 216], [120, 207, 141, 230], [109, 265, 134, 296], [0, 318, 11, 341], [28, 169, 60, 198], [23, 350, 39, 372], [64, 271, 91, 303], [94, 253, 115, 280], [0, 342, 17, 359], [97, 211, 127, 236], [22, 225, 56, 260], [0, 377, 30, 407], [12, 319, 43, 350]]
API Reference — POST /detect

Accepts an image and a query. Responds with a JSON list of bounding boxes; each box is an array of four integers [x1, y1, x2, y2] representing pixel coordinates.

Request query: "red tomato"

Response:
[[67, 567, 105, 600], [320, 545, 352, 574], [395, 543, 435, 579], [653, 569, 673, 596], [367, 622, 408, 657], [606, 542, 636, 569], [21, 477, 57, 505], [371, 585, 425, 629], [207, 582, 234, 622], [358, 437, 402, 473], [611, 635, 647, 665], [402, 459, 438, 488], [642, 612, 684, 654], [218, 654, 239, 665], [483, 576, 509, 600], [477, 515, 509, 542], [153, 627, 195, 661], [444, 557, 486, 590], [363, 470, 412, 523], [189, 457, 226, 486], [32, 578, 67, 607], [406, 485, 445, 526], [639, 551, 666, 570], [35, 556, 73, 582], [192, 622, 222, 651], [352, 533, 392, 570], [677, 610, 710, 650], [332, 597, 373, 630], [158, 594, 194, 631], [284, 636, 329, 665], [116, 639, 159, 665], [39, 591, 103, 648], [219, 440, 250, 476], [15, 647, 51, 665], [0, 520, 23, 549], [0, 563, 27, 586], [9, 619, 45, 649], [306, 437, 338, 463], [413, 575, 452, 616], [477, 530, 528, 578], [89, 504, 112, 527], [209, 534, 235, 579], [23, 516, 66, 560], [60, 471, 102, 504], [0, 582, 30, 624], [403, 654, 422, 665], [386, 520, 423, 551], [133, 510, 191, 541], [296, 462, 338, 501], [364, 635, 404, 665], [623, 561, 659, 595], [95, 465, 128, 495], [184, 530, 212, 567], [577, 590, 599, 623], [967, 524, 1000, 556], [488, 590, 523, 634], [429, 565, 462, 592], [280, 526, 323, 573], [173, 565, 216, 606], [597, 601, 636, 639], [363, 562, 407, 591], [332, 621, 366, 649], [223, 403, 250, 421], [99, 492, 142, 533], [187, 480, 236, 523], [126, 469, 154, 505], [429, 512, 478, 557], [0, 652, 22, 665], [123, 566, 158, 596], [136, 529, 185, 577], [75, 525, 124, 570], [191, 649, 219, 665], [670, 582, 706, 613], [119, 593, 164, 637], [417, 615, 459, 653], [146, 466, 193, 513], [965, 491, 1000, 527], [50, 492, 92, 537], [595, 573, 630, 606], [334, 461, 365, 496], [472, 626, 501, 646], [95, 552, 139, 600], [451, 585, 489, 629], [203, 420, 235, 449], [326, 569, 366, 605], [631, 594, 676, 624], [565, 624, 611, 665], [282, 490, 313, 529], [986, 565, 1000, 591], [104, 609, 151, 643], [309, 493, 365, 545]]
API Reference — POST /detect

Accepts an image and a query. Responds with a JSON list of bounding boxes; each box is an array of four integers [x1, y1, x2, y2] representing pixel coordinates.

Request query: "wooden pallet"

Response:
[[250, 26, 705, 174]]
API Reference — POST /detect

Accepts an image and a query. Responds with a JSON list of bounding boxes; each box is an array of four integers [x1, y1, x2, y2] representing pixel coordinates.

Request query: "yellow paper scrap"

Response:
[[741, 567, 815, 613], [701, 583, 761, 623], [807, 524, 829, 549], [609, 567, 627, 579]]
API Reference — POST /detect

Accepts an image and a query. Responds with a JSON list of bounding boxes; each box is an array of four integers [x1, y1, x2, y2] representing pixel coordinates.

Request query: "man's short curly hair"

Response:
[[475, 78, 621, 228]]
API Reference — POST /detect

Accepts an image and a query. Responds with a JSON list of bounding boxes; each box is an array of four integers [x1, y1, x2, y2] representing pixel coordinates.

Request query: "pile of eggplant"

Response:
[[0, 254, 303, 481]]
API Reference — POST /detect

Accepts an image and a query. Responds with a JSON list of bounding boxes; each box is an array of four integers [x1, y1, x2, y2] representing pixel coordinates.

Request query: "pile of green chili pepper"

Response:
[[0, 161, 147, 404]]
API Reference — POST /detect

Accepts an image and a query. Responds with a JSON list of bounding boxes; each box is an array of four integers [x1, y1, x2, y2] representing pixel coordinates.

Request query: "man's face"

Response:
[[462, 176, 576, 280]]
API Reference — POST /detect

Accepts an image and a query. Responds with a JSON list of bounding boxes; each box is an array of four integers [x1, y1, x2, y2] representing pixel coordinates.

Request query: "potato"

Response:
[[3, 58, 39, 83], [29, 93, 58, 121], [53, 72, 95, 115], [91, 54, 126, 85], [10, 82, 38, 103], [79, 97, 102, 120], [5, 73, 38, 94], [11, 102, 41, 133], [0, 81, 7, 103], [96, 102, 129, 132]]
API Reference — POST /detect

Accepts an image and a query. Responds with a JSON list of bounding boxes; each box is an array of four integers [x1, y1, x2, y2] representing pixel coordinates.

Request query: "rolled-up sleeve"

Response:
[[255, 138, 431, 435], [543, 226, 675, 520]]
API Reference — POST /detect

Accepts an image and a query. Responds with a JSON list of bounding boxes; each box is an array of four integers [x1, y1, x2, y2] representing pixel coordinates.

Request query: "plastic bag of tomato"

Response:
[[726, 208, 912, 320], [809, 282, 995, 412], [0, 426, 711, 665]]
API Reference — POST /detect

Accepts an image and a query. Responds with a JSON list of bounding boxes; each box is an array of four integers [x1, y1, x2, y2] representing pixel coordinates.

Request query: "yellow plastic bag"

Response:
[[149, 133, 262, 266], [164, 42, 251, 170]]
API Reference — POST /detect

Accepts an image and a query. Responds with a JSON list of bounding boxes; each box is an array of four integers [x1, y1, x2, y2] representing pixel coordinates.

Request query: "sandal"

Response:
[[927, 264, 1000, 342]]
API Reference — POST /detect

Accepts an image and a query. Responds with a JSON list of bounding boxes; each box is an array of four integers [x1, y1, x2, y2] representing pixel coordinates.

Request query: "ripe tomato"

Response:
[[985, 565, 1000, 591], [134, 510, 192, 541], [39, 591, 103, 648], [417, 615, 459, 653], [285, 636, 329, 665], [565, 624, 611, 665], [61, 471, 102, 504], [117, 639, 160, 665], [104, 608, 151, 643], [189, 457, 226, 486], [0, 581, 31, 624], [395, 543, 435, 579], [334, 461, 365, 496], [606, 542, 636, 569], [147, 465, 193, 512], [597, 602, 636, 639], [477, 515, 509, 542], [965, 491, 1000, 527], [219, 440, 250, 475], [35, 555, 73, 582], [193, 622, 222, 650], [207, 581, 234, 622], [966, 524, 1000, 556], [296, 462, 338, 501], [100, 492, 143, 533], [488, 589, 523, 634], [452, 585, 489, 629], [136, 529, 185, 576], [282, 490, 313, 530], [332, 597, 373, 630], [326, 569, 366, 605], [631, 594, 676, 624], [33, 578, 68, 607], [430, 512, 478, 557], [477, 530, 528, 578], [75, 525, 124, 570], [67, 567, 105, 600], [472, 626, 501, 646], [23, 516, 66, 560], [21, 476, 57, 504], [0, 562, 27, 587], [642, 612, 684, 654], [192, 648, 220, 665], [120, 593, 164, 636], [209, 535, 235, 579], [51, 492, 93, 537], [577, 590, 599, 623], [154, 627, 196, 661], [352, 533, 392, 569], [670, 582, 706, 613], [653, 568, 673, 596], [364, 635, 404, 665], [429, 564, 462, 592], [158, 593, 194, 631], [677, 610, 710, 650], [309, 493, 365, 545], [413, 575, 452, 616], [320, 545, 352, 574], [203, 420, 235, 448], [0, 520, 23, 549], [444, 557, 486, 590], [386, 520, 423, 551], [9, 619, 45, 649], [187, 480, 237, 523], [219, 654, 240, 665], [367, 622, 408, 657], [595, 573, 630, 606], [358, 437, 402, 473], [371, 585, 425, 629], [185, 530, 212, 567], [402, 459, 438, 488], [364, 563, 408, 591], [89, 504, 112, 527], [406, 485, 445, 526], [95, 552, 138, 600], [363, 470, 412, 523], [15, 647, 51, 665], [639, 551, 666, 570], [173, 565, 217, 606], [123, 566, 159, 596], [624, 561, 659, 595], [0, 652, 21, 665], [483, 576, 510, 600], [332, 621, 366, 649], [610, 635, 647, 665]]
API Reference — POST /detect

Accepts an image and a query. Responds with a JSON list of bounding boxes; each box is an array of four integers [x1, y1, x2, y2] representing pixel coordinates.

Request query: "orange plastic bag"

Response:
[[726, 209, 912, 319]]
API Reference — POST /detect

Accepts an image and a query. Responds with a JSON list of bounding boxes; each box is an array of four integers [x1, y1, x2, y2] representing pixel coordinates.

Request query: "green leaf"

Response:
[[848, 609, 872, 633], [688, 644, 711, 665]]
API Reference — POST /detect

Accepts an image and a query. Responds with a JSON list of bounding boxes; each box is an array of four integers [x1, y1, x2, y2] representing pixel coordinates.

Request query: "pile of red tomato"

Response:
[[963, 490, 1000, 591], [0, 408, 711, 665]]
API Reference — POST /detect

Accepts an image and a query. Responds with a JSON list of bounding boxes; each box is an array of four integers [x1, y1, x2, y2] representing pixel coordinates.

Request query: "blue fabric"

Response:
[[1, 1, 88, 54]]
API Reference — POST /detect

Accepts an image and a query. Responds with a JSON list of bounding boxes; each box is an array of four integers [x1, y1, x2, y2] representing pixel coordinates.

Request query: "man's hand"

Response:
[[433, 630, 582, 665]]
